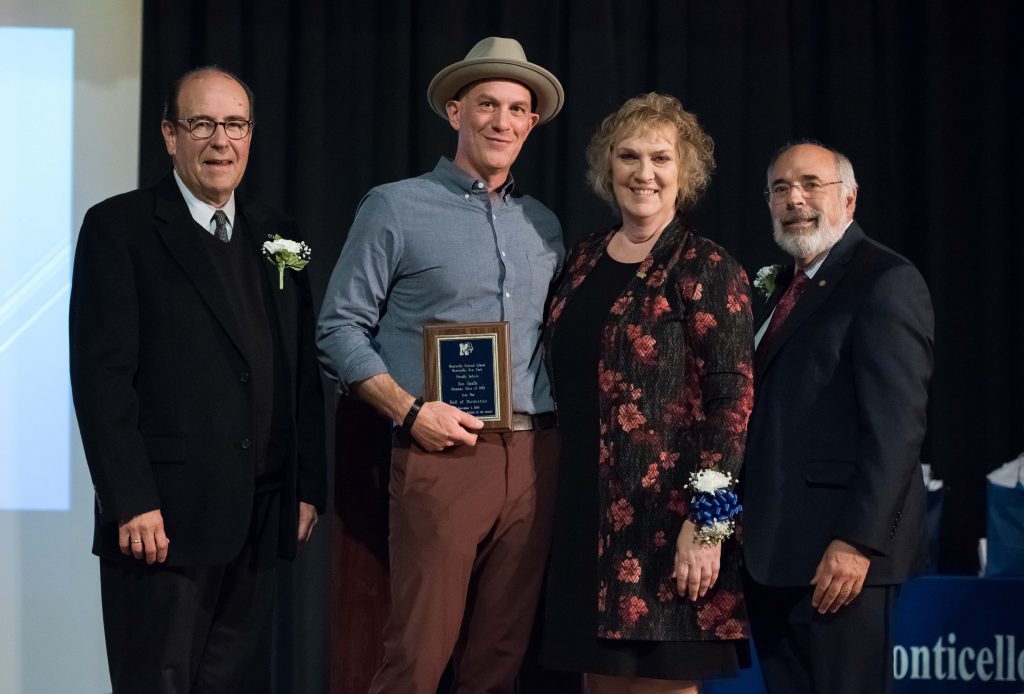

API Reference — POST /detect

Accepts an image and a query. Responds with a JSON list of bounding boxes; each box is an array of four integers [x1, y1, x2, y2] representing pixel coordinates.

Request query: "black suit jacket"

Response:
[[70, 173, 325, 566], [743, 222, 934, 586]]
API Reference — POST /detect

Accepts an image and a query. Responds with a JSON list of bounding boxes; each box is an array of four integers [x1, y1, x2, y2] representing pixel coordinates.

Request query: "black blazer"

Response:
[[742, 222, 934, 586], [70, 173, 325, 566]]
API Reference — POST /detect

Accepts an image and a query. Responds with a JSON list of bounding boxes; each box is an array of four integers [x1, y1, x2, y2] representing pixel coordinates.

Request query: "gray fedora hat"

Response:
[[427, 37, 564, 125]]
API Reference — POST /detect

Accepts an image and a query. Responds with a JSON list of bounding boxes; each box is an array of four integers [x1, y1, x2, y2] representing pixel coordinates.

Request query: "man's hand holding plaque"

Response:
[[409, 400, 484, 451]]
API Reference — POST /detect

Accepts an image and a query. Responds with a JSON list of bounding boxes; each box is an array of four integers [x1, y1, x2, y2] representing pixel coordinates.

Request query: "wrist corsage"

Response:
[[262, 234, 311, 290], [687, 468, 742, 545]]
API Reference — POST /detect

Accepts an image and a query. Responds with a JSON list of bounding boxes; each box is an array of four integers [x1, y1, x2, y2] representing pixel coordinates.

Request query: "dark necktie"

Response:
[[212, 209, 230, 242], [755, 270, 809, 372]]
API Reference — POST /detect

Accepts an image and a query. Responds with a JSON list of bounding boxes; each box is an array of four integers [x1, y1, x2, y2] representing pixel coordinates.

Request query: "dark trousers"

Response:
[[745, 573, 898, 694], [100, 491, 281, 694], [369, 428, 559, 694]]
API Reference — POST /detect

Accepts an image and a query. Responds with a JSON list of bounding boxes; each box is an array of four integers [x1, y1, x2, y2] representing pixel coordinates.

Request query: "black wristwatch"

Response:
[[402, 397, 425, 432]]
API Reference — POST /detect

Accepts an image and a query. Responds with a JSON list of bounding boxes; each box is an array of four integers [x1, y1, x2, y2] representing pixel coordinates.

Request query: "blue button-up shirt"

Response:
[[317, 158, 564, 414]]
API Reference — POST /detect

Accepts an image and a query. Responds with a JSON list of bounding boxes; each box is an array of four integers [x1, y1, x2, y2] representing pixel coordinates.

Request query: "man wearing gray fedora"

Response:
[[318, 37, 564, 693]]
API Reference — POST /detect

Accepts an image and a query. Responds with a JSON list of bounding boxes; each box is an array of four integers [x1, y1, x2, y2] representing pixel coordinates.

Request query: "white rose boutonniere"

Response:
[[753, 264, 783, 302], [262, 234, 311, 290]]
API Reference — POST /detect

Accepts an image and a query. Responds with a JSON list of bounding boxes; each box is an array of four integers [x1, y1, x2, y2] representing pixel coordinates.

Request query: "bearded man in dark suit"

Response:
[[69, 67, 325, 693], [742, 142, 934, 694]]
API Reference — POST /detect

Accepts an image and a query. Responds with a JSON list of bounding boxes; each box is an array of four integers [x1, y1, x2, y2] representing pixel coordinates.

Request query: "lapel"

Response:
[[240, 198, 296, 373], [756, 264, 794, 329], [153, 174, 252, 364], [554, 230, 612, 319], [754, 221, 865, 384]]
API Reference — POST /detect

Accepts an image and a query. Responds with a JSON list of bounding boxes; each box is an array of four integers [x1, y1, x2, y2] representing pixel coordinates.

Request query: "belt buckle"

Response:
[[511, 413, 533, 431]]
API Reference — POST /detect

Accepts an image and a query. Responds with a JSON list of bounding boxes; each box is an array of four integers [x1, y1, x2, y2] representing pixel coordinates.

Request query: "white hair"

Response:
[[766, 139, 858, 197], [833, 149, 858, 198]]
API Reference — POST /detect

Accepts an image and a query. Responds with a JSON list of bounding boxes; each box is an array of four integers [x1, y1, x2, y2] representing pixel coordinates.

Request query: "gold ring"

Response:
[[131, 539, 142, 544]]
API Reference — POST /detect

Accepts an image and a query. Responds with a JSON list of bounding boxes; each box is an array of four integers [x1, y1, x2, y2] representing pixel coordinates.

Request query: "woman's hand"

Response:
[[671, 520, 721, 601]]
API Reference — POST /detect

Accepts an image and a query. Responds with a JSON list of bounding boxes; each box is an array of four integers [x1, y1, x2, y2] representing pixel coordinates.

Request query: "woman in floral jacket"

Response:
[[540, 93, 754, 693]]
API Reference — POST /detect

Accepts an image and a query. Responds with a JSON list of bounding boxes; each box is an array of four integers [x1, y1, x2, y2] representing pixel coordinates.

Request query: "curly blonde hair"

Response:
[[586, 92, 715, 212]]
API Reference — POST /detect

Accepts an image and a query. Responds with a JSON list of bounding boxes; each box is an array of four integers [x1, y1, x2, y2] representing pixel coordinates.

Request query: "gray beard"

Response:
[[772, 212, 846, 260]]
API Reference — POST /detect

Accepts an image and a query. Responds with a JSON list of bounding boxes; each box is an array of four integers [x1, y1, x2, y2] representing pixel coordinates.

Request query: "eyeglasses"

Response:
[[175, 117, 253, 140], [764, 180, 842, 202]]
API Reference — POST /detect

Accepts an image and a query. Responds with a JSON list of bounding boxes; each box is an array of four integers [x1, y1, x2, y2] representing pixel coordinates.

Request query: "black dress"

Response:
[[540, 252, 748, 680]]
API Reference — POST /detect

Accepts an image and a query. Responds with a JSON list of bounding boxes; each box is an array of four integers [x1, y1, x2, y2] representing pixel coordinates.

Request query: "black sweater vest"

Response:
[[199, 213, 286, 488]]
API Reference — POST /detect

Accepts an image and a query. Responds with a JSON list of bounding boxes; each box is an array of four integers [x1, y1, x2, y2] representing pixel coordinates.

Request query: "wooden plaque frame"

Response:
[[422, 321, 512, 431]]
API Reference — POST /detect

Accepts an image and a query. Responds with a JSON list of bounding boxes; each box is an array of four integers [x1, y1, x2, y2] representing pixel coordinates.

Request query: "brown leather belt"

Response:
[[510, 412, 557, 431]]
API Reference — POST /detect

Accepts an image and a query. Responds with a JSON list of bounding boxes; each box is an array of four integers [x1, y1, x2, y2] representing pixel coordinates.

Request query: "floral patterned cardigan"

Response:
[[544, 217, 755, 641]]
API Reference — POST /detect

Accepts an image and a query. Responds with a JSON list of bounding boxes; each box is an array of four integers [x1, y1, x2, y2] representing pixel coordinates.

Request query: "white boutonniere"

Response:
[[753, 264, 783, 302], [262, 234, 310, 290]]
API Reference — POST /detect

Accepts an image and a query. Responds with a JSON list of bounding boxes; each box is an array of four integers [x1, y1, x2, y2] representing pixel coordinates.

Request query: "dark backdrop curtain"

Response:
[[140, 1, 1022, 691]]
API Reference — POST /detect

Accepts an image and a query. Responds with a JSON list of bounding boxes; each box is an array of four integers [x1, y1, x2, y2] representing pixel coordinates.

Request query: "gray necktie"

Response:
[[212, 210, 230, 242]]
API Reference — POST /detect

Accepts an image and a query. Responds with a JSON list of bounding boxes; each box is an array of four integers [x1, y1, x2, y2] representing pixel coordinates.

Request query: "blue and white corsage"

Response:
[[687, 469, 742, 545]]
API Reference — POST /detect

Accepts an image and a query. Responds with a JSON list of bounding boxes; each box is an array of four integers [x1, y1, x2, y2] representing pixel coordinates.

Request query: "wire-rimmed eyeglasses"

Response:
[[764, 180, 841, 202]]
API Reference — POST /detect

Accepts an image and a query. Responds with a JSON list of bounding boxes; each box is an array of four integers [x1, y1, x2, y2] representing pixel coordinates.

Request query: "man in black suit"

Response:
[[742, 142, 934, 694], [69, 67, 325, 693]]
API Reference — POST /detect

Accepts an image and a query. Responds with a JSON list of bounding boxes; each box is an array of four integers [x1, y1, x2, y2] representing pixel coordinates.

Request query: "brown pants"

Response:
[[369, 428, 559, 694]]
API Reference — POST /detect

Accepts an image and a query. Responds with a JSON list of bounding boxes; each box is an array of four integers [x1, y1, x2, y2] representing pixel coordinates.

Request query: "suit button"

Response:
[[240, 371, 249, 383], [241, 438, 252, 449]]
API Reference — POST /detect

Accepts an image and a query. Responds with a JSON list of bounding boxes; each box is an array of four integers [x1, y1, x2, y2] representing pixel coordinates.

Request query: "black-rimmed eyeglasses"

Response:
[[175, 117, 253, 140]]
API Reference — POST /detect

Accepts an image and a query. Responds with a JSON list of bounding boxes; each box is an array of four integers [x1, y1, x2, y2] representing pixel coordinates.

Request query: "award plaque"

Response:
[[423, 321, 512, 431]]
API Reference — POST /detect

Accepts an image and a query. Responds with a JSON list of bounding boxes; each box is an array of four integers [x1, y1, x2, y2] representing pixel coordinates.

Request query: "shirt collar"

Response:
[[173, 170, 236, 231], [433, 157, 516, 201]]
